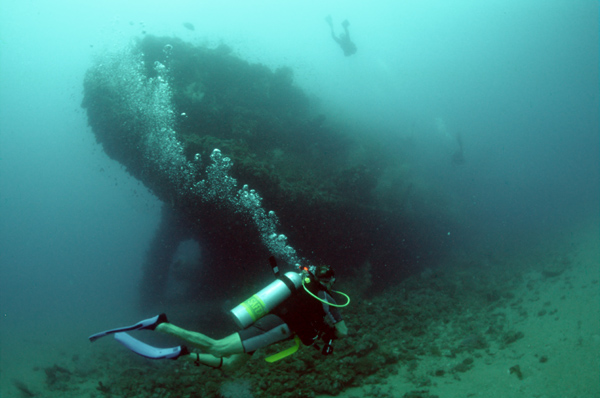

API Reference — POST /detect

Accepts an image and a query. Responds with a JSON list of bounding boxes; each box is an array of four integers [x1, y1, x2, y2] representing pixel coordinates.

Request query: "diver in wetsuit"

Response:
[[325, 15, 357, 56], [89, 264, 349, 371]]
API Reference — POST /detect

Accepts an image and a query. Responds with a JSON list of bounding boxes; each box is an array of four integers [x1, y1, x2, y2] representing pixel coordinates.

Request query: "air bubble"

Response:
[[211, 149, 222, 162], [154, 61, 165, 72], [88, 45, 305, 270]]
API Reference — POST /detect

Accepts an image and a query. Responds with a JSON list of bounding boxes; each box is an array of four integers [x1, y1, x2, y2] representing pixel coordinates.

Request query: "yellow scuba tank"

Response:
[[230, 271, 302, 328]]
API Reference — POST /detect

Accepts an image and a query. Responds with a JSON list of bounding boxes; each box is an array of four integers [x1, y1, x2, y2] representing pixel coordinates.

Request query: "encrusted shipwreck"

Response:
[[82, 36, 445, 306]]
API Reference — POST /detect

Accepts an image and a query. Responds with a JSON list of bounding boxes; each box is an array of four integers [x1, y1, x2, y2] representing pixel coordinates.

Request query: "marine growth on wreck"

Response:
[[82, 35, 455, 304]]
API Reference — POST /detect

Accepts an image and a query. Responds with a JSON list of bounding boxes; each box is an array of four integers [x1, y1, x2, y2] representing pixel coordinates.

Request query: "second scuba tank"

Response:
[[230, 271, 302, 329]]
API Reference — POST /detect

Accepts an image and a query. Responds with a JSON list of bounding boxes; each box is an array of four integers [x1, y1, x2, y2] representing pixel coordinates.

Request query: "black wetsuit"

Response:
[[274, 280, 341, 345], [238, 280, 342, 353]]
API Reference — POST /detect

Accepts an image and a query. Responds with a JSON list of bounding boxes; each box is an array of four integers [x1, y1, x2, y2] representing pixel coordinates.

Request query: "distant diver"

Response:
[[325, 15, 357, 56]]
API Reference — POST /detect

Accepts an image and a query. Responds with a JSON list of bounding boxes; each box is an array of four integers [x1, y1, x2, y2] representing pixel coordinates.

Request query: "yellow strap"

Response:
[[264, 336, 301, 363]]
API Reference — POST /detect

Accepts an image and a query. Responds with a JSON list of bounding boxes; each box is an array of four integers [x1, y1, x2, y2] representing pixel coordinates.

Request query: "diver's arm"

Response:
[[320, 291, 347, 338], [334, 320, 348, 338]]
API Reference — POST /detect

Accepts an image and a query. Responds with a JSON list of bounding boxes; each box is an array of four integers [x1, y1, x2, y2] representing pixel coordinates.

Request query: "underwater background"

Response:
[[0, 1, 598, 397]]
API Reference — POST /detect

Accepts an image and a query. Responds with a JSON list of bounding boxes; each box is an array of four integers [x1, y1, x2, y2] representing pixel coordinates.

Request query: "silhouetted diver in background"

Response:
[[325, 15, 357, 56]]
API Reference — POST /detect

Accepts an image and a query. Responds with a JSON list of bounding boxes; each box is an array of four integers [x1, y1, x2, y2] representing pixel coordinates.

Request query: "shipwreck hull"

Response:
[[82, 36, 445, 306]]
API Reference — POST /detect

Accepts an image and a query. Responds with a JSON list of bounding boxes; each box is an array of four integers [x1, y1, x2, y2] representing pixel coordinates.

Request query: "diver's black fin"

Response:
[[88, 313, 168, 342]]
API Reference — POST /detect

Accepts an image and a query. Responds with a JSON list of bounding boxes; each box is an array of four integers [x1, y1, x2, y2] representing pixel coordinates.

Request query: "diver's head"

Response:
[[315, 264, 336, 289]]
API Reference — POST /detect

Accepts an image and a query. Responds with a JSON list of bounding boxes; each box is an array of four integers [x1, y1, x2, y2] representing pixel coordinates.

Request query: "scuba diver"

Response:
[[325, 15, 357, 56], [89, 263, 349, 370]]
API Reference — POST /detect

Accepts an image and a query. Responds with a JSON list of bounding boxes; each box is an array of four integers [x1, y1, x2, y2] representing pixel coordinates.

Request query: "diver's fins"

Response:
[[88, 313, 168, 342], [325, 14, 333, 27], [114, 332, 188, 360]]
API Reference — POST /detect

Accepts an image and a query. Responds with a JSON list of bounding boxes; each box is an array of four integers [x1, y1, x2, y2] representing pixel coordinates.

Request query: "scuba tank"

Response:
[[230, 270, 302, 329]]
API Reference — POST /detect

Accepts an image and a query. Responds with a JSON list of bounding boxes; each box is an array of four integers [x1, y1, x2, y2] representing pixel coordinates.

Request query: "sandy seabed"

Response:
[[323, 221, 599, 398], [1, 220, 598, 398]]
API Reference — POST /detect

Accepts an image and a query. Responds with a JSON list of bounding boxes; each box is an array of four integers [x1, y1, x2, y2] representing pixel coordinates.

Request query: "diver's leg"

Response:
[[156, 323, 244, 357], [179, 352, 250, 371], [155, 323, 215, 351]]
